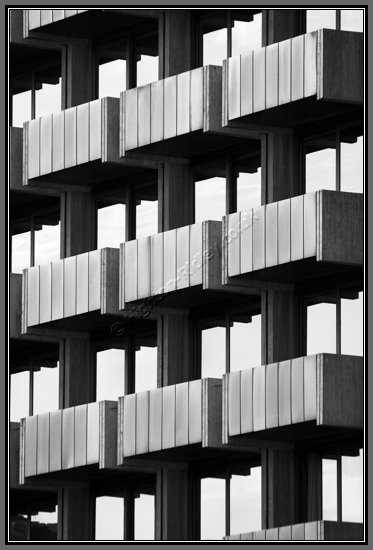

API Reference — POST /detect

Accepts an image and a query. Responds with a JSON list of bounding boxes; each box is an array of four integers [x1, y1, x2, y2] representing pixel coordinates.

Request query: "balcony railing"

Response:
[[222, 191, 363, 285], [22, 248, 119, 330], [118, 378, 222, 461], [119, 221, 222, 307], [223, 354, 363, 444], [25, 9, 88, 31], [20, 401, 117, 481], [223, 30, 363, 128], [224, 521, 363, 541]]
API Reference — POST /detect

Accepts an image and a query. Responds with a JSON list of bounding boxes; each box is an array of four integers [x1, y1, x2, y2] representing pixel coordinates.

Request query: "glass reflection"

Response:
[[11, 231, 30, 274], [200, 477, 225, 540], [341, 9, 364, 32], [230, 467, 261, 535], [201, 325, 226, 378], [34, 223, 60, 266], [96, 349, 125, 402], [305, 137, 336, 193], [33, 365, 59, 416], [10, 371, 29, 422], [341, 292, 363, 356], [35, 78, 61, 118], [342, 449, 363, 523], [232, 13, 262, 56], [322, 458, 338, 521], [230, 315, 261, 372], [306, 10, 336, 32], [307, 302, 337, 355], [95, 496, 124, 540], [12, 90, 32, 128], [99, 59, 126, 98], [136, 200, 158, 239], [97, 204, 126, 249], [134, 493, 155, 540], [135, 346, 157, 393], [195, 177, 226, 223]]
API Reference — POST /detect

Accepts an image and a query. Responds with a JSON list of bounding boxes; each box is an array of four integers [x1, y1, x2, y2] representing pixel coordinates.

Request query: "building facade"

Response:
[[9, 8, 364, 541]]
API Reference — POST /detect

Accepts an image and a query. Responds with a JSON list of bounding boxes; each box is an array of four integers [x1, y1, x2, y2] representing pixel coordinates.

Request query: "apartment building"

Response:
[[9, 8, 364, 541]]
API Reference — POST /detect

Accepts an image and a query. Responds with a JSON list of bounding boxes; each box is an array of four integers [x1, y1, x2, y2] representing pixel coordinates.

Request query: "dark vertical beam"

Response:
[[155, 468, 191, 540], [64, 39, 95, 108], [124, 334, 136, 395], [123, 487, 135, 540], [157, 314, 192, 386], [160, 11, 193, 78], [126, 37, 137, 89], [59, 338, 95, 408], [58, 486, 94, 540], [263, 9, 306, 46], [60, 191, 96, 258], [226, 158, 237, 215], [125, 187, 137, 241], [262, 448, 296, 529], [158, 164, 193, 232]]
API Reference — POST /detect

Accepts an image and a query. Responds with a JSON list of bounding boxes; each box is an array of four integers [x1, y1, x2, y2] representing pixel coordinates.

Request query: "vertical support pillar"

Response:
[[60, 191, 96, 258], [158, 164, 193, 232], [63, 39, 95, 108], [262, 9, 305, 46], [262, 448, 296, 529], [59, 338, 95, 409], [58, 486, 94, 541], [155, 468, 192, 540], [157, 314, 193, 386], [159, 11, 194, 79]]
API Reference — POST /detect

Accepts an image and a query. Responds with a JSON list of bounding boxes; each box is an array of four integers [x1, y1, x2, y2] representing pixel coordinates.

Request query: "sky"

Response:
[[10, 8, 364, 540]]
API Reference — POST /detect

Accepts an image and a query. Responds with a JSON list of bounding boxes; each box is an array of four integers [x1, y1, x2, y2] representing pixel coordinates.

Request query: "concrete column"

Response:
[[159, 11, 194, 79], [59, 339, 95, 409], [155, 468, 192, 540], [60, 191, 96, 258], [63, 40, 95, 108], [262, 448, 296, 528], [263, 9, 305, 46], [57, 486, 94, 540], [157, 315, 193, 386], [158, 164, 194, 232]]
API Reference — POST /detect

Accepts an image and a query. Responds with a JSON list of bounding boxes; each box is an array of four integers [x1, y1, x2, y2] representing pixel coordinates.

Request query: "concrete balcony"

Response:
[[222, 191, 363, 287], [120, 221, 226, 310], [23, 9, 159, 38], [223, 354, 363, 447], [20, 401, 118, 483], [23, 98, 156, 189], [225, 521, 363, 541], [118, 378, 243, 463], [120, 66, 258, 162], [223, 30, 363, 131], [22, 248, 119, 333]]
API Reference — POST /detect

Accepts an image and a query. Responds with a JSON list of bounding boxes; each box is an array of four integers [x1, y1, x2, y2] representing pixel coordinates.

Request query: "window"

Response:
[[35, 78, 61, 119], [199, 310, 261, 378], [322, 449, 363, 523], [12, 90, 32, 128], [200, 465, 261, 540], [306, 289, 363, 356], [195, 173, 226, 223], [97, 203, 126, 249], [136, 200, 158, 239], [137, 55, 159, 87], [98, 59, 126, 98], [34, 222, 61, 266], [134, 493, 155, 540], [96, 348, 125, 402], [306, 9, 364, 33], [200, 11, 262, 66], [135, 345, 157, 393], [235, 154, 261, 211], [10, 363, 59, 422], [303, 126, 363, 194], [11, 231, 31, 274], [95, 496, 124, 540]]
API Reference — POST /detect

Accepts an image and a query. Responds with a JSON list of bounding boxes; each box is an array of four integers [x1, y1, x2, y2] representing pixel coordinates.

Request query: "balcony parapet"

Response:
[[224, 521, 363, 541], [223, 354, 363, 446], [223, 30, 363, 130]]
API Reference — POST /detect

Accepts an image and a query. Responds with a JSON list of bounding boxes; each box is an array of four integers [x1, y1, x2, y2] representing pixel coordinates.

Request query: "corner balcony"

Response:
[[225, 521, 363, 541], [223, 354, 363, 448], [23, 98, 156, 189], [20, 401, 118, 484], [223, 30, 362, 131], [22, 249, 120, 334], [118, 378, 255, 464], [24, 9, 158, 38], [120, 66, 258, 162], [120, 221, 227, 310], [222, 191, 363, 288]]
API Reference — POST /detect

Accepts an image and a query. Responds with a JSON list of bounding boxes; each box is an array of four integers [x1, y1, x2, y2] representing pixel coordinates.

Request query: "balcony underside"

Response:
[[26, 159, 156, 190], [124, 130, 252, 162], [226, 421, 363, 450], [229, 97, 362, 130], [230, 258, 362, 286]]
